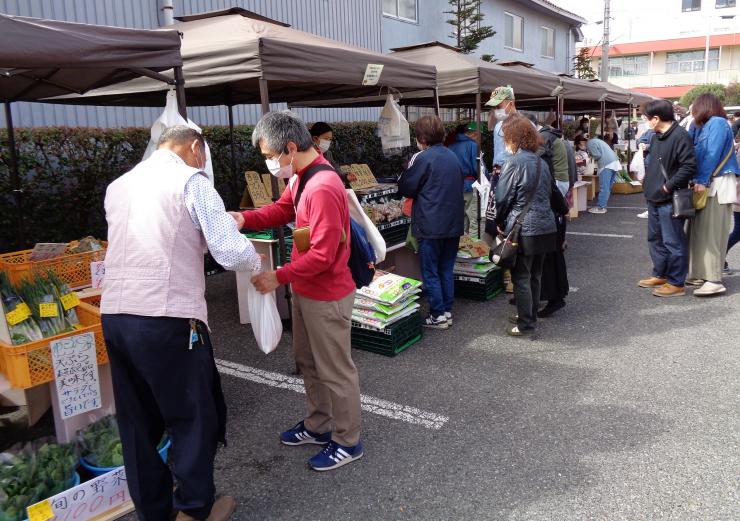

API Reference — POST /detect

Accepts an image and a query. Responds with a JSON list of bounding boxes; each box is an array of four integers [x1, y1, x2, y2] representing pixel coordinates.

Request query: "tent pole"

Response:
[[227, 99, 238, 199], [600, 101, 606, 138], [173, 66, 187, 120], [4, 102, 24, 247], [258, 78, 292, 320], [433, 87, 440, 116], [475, 91, 482, 239], [627, 104, 633, 170], [556, 95, 564, 130]]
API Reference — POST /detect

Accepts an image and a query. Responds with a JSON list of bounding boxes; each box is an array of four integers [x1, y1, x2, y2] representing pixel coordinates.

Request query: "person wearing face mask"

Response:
[[309, 121, 337, 165], [229, 110, 363, 472], [486, 86, 517, 177], [101, 126, 261, 521], [398, 115, 465, 329], [637, 100, 696, 297]]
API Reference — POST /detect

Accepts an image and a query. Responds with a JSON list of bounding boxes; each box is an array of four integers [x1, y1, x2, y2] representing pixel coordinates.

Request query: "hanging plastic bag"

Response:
[[246, 272, 282, 354], [144, 90, 215, 185], [629, 149, 645, 181], [377, 94, 410, 156]]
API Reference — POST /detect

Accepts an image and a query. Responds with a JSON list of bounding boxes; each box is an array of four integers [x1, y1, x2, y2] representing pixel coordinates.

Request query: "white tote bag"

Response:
[[377, 94, 410, 155], [143, 90, 215, 185], [347, 189, 386, 263], [629, 149, 645, 181], [246, 272, 282, 354]]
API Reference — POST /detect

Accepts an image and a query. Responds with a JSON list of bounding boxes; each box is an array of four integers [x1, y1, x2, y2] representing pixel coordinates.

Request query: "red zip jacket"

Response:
[[241, 156, 354, 302]]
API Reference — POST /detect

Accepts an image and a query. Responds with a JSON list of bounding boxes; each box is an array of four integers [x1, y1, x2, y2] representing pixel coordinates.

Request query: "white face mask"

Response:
[[318, 139, 331, 153], [494, 109, 507, 121], [265, 152, 294, 179]]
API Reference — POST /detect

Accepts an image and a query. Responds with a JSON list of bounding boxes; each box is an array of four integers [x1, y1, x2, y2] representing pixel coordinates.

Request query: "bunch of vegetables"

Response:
[[0, 442, 77, 521], [78, 416, 124, 468], [44, 271, 80, 327], [17, 274, 76, 339], [0, 273, 43, 346]]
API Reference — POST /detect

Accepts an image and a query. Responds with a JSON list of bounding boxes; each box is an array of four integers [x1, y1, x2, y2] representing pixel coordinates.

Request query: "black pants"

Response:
[[512, 253, 546, 330], [102, 314, 227, 521], [540, 216, 569, 303]]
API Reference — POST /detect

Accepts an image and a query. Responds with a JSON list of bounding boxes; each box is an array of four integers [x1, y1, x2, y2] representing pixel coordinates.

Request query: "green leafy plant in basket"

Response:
[[79, 415, 167, 469]]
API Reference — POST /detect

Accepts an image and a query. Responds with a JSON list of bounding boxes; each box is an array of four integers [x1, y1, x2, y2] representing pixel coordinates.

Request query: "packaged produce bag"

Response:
[[246, 272, 282, 354], [377, 94, 410, 155], [357, 272, 422, 306], [143, 90, 214, 185]]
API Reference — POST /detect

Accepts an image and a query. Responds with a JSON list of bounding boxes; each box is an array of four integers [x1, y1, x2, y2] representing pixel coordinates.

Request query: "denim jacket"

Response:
[[689, 116, 740, 185]]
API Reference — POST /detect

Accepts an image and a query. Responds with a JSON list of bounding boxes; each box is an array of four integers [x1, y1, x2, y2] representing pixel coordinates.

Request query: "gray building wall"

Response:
[[1, 0, 581, 129]]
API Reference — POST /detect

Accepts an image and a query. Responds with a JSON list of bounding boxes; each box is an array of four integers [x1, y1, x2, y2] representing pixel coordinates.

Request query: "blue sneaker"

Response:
[[309, 440, 364, 471], [280, 420, 331, 446]]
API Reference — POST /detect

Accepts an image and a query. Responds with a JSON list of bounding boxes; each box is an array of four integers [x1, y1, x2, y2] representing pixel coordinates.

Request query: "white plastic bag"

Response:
[[629, 149, 645, 181], [377, 94, 410, 155], [347, 189, 386, 263], [144, 90, 215, 185], [246, 272, 282, 354]]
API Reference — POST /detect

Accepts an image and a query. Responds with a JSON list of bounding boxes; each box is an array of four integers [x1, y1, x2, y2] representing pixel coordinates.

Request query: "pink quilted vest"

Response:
[[101, 150, 208, 326]]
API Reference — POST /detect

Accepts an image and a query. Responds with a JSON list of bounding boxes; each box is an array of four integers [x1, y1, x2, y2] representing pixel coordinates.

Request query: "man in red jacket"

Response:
[[229, 110, 363, 471]]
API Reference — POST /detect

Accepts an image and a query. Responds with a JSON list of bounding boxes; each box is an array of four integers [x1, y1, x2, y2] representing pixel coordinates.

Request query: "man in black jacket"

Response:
[[638, 100, 697, 297]]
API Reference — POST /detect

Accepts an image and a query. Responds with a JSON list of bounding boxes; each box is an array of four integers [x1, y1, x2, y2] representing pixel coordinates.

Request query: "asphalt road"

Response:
[[133, 193, 740, 520]]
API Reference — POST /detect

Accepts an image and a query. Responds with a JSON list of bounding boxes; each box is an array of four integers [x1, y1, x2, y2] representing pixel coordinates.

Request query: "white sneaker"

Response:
[[694, 281, 727, 297], [588, 207, 607, 214], [637, 211, 648, 219], [444, 312, 453, 325]]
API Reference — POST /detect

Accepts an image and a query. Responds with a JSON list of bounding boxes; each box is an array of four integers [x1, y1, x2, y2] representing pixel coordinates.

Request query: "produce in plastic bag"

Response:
[[377, 94, 410, 156], [629, 149, 645, 181], [356, 272, 422, 305], [0, 273, 43, 345], [45, 271, 80, 327], [246, 272, 282, 354], [18, 275, 72, 338]]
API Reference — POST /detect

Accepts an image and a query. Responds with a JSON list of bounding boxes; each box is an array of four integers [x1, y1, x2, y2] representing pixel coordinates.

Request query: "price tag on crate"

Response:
[[26, 499, 54, 521], [60, 292, 81, 311], [90, 261, 105, 289], [39, 302, 59, 318]]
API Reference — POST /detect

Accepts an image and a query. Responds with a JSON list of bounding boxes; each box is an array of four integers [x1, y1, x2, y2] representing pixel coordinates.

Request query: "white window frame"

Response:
[[665, 49, 719, 74], [607, 54, 650, 77], [715, 0, 735, 8], [382, 0, 418, 23], [681, 0, 701, 12], [504, 11, 524, 52], [540, 26, 555, 58]]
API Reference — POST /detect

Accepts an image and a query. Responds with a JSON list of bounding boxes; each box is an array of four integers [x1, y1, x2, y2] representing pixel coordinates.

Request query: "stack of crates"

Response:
[[377, 217, 411, 247], [351, 313, 422, 357], [454, 266, 505, 301]]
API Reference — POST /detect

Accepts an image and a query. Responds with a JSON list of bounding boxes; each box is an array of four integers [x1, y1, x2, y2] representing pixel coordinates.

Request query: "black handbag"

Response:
[[490, 159, 542, 269], [660, 162, 694, 219]]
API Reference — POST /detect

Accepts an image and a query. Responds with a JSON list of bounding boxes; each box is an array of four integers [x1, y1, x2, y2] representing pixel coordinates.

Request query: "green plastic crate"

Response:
[[454, 268, 504, 301], [351, 312, 422, 357]]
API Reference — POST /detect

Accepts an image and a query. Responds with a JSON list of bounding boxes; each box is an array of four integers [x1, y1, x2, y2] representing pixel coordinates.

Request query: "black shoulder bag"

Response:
[[659, 159, 694, 219], [490, 158, 542, 269]]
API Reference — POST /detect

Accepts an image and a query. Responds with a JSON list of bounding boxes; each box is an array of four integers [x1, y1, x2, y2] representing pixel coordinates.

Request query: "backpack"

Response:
[[293, 164, 376, 289]]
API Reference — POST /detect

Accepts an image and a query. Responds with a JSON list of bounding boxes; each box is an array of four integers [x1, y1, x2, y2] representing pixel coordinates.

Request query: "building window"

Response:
[[540, 26, 555, 58], [715, 0, 736, 7], [665, 49, 719, 73], [504, 12, 523, 51], [383, 0, 417, 22], [682, 0, 701, 11], [608, 55, 650, 76]]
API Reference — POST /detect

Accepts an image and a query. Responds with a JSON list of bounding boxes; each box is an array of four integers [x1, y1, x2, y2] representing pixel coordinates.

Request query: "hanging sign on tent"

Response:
[[51, 332, 102, 419], [362, 64, 384, 86]]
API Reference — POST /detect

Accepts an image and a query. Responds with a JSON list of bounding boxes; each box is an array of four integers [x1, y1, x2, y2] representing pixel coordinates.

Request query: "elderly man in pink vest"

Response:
[[101, 126, 260, 521]]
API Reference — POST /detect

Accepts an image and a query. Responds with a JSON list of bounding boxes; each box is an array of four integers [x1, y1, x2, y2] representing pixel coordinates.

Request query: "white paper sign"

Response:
[[29, 467, 131, 521], [90, 261, 105, 289], [362, 64, 384, 86], [50, 332, 102, 419]]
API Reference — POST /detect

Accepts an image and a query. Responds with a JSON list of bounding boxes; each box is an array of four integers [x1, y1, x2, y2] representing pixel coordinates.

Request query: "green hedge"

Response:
[[0, 123, 491, 253]]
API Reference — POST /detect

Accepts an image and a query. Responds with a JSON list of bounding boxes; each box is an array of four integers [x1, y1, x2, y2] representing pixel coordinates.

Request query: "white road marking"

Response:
[[215, 359, 449, 430], [567, 231, 634, 239]]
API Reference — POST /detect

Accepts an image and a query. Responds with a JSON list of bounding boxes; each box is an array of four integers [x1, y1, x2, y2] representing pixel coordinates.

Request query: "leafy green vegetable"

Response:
[[0, 272, 44, 346], [79, 416, 166, 468]]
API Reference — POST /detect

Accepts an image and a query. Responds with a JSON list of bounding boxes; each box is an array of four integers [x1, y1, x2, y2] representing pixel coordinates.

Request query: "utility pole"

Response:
[[600, 0, 611, 82], [160, 0, 174, 26]]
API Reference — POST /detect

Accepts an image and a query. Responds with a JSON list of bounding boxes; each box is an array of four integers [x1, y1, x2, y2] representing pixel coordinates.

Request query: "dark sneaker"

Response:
[[538, 299, 566, 317], [423, 314, 449, 329], [309, 440, 364, 471], [175, 496, 236, 521], [280, 420, 331, 446], [506, 326, 534, 337]]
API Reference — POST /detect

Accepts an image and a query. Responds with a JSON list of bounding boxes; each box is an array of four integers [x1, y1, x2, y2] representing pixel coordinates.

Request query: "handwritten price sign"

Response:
[[90, 262, 105, 289], [50, 332, 101, 419]]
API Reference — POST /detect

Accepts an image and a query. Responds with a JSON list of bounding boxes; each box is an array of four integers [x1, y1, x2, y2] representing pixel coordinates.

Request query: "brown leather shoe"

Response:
[[175, 496, 236, 521], [653, 284, 686, 297], [638, 276, 667, 288]]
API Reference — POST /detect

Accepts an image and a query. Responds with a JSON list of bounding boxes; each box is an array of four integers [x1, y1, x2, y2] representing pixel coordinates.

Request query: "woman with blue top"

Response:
[[447, 122, 483, 237], [686, 93, 740, 297], [586, 136, 621, 214]]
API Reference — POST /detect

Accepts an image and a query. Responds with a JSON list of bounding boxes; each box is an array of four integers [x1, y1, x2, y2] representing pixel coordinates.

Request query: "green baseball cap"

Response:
[[466, 122, 480, 132], [485, 85, 515, 107]]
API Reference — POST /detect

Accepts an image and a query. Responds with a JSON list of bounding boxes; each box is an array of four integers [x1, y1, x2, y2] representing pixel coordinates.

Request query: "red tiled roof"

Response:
[[587, 33, 740, 57], [630, 85, 696, 99]]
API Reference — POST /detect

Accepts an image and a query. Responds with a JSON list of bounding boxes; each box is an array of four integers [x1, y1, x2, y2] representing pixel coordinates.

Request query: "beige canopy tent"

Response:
[[52, 8, 439, 108], [0, 14, 185, 246]]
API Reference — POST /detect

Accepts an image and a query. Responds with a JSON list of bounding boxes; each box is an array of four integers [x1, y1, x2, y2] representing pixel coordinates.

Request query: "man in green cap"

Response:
[[447, 121, 485, 236], [486, 86, 517, 175]]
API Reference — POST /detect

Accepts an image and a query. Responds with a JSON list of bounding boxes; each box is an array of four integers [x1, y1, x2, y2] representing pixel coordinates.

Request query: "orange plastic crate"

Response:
[[0, 302, 108, 389], [0, 245, 106, 290]]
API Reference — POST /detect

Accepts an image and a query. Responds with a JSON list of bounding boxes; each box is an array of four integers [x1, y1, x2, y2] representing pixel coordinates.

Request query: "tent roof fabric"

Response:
[[0, 14, 182, 102], [52, 10, 437, 107]]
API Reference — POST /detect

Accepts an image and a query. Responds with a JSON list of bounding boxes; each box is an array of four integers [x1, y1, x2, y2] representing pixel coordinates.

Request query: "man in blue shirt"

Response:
[[447, 122, 482, 237], [486, 86, 517, 175]]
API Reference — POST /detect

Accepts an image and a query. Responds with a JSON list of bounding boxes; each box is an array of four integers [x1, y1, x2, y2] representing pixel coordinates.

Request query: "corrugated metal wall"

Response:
[[0, 0, 382, 128]]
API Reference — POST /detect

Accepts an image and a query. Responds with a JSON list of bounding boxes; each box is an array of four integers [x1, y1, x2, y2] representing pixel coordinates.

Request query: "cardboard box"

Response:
[[612, 182, 643, 195]]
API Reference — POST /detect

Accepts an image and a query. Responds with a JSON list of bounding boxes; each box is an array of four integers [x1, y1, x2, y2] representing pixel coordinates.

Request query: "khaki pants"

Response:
[[464, 191, 480, 238], [688, 194, 733, 282], [292, 290, 361, 446]]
